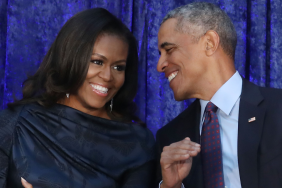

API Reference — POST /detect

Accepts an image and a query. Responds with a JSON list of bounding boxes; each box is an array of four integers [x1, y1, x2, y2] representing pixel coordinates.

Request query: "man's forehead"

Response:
[[159, 18, 178, 34], [158, 19, 178, 46]]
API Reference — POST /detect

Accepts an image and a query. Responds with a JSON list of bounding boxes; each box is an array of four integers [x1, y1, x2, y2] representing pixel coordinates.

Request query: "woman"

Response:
[[0, 8, 155, 188]]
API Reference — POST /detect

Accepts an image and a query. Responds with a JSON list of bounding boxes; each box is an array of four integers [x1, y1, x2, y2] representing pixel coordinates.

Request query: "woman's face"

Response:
[[66, 34, 128, 118]]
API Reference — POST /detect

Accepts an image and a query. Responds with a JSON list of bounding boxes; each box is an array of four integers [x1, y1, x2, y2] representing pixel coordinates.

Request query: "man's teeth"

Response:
[[168, 72, 178, 82], [91, 84, 108, 94]]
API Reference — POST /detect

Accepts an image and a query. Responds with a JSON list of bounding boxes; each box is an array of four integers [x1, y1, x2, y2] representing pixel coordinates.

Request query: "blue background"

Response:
[[0, 0, 282, 135]]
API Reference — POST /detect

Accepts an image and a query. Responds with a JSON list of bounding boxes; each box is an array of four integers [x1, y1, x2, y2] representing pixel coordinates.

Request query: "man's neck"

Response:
[[193, 59, 236, 100]]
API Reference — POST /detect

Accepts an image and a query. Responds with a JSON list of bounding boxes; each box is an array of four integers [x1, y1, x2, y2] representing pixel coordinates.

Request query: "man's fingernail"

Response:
[[21, 177, 27, 182]]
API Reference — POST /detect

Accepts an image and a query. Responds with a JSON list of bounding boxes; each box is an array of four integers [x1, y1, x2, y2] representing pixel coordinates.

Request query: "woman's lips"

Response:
[[90, 84, 109, 97]]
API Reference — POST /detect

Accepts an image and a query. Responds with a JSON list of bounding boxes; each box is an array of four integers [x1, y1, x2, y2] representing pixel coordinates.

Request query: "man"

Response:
[[156, 2, 282, 188]]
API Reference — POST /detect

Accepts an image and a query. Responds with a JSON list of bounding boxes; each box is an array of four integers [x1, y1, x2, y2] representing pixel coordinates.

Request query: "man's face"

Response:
[[157, 18, 207, 101]]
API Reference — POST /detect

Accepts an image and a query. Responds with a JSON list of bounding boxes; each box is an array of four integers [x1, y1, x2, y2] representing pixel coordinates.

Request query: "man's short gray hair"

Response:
[[162, 2, 237, 59]]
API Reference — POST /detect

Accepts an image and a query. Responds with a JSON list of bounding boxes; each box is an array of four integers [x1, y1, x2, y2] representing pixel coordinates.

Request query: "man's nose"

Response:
[[157, 55, 168, 73]]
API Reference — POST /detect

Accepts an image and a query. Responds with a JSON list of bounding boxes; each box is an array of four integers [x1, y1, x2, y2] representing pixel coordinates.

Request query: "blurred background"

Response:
[[0, 0, 281, 135]]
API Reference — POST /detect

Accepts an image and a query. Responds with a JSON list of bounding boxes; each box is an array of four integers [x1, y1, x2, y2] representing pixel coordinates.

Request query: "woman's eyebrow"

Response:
[[92, 53, 107, 60]]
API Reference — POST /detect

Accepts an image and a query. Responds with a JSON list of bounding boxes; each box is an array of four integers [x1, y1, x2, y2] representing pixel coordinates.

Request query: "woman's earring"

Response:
[[110, 98, 113, 112], [66, 93, 70, 98]]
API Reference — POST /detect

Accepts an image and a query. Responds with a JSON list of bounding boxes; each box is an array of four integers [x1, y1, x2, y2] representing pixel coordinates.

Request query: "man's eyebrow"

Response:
[[160, 42, 175, 49]]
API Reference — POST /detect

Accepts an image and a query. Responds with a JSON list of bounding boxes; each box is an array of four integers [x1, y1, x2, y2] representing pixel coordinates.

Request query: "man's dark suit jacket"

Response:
[[156, 79, 282, 188]]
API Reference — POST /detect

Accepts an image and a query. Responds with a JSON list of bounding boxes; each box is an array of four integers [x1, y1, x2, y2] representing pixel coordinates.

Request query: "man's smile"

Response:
[[168, 71, 178, 82]]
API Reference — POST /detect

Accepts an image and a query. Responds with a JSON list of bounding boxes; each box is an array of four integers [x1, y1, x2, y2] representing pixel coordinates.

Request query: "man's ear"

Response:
[[204, 30, 220, 56]]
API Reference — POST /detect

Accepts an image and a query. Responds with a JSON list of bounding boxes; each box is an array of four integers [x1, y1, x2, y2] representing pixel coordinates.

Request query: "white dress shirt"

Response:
[[160, 71, 242, 188], [200, 71, 242, 188]]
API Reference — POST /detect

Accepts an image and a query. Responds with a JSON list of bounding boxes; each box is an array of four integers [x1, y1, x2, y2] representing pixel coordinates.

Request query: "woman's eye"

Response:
[[113, 65, 126, 71], [91, 60, 103, 65]]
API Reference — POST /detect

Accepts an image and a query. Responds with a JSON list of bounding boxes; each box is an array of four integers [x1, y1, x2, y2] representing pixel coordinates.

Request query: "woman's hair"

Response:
[[9, 8, 142, 124]]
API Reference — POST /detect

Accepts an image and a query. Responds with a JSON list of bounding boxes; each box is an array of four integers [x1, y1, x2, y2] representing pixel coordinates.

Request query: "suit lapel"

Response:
[[175, 99, 201, 143], [178, 99, 204, 187], [238, 80, 265, 188]]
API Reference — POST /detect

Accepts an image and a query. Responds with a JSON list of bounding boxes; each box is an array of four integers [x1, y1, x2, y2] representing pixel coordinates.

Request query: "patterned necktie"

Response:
[[201, 102, 225, 188]]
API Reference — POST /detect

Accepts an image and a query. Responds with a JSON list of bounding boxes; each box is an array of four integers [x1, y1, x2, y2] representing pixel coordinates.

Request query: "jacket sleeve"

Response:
[[155, 130, 164, 187], [0, 107, 22, 188], [120, 127, 157, 188], [120, 159, 156, 188]]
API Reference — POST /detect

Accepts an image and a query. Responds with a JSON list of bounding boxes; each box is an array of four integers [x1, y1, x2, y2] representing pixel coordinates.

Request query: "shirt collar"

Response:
[[200, 71, 242, 116]]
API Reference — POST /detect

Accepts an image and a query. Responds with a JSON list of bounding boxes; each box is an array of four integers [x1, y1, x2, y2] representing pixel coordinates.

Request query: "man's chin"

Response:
[[173, 93, 186, 101], [172, 89, 193, 101]]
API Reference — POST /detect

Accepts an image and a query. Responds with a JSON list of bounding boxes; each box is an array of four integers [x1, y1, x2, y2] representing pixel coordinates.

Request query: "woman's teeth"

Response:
[[168, 72, 178, 82], [91, 84, 108, 94]]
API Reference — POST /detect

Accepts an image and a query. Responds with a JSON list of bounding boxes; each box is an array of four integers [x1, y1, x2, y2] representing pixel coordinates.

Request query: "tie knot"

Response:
[[205, 102, 218, 112]]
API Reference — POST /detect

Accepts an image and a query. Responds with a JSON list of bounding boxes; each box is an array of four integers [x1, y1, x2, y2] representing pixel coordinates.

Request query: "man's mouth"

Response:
[[90, 84, 108, 94], [168, 71, 178, 82]]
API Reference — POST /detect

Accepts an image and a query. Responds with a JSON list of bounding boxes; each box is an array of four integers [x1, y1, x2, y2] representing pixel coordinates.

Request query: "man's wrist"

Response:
[[159, 181, 183, 188]]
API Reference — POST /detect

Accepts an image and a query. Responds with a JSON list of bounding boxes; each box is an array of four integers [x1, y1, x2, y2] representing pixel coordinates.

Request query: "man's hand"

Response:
[[21, 177, 33, 188], [160, 137, 201, 188]]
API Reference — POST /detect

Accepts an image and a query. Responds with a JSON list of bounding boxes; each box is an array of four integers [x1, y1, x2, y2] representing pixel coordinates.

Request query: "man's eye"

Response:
[[166, 48, 173, 53], [113, 65, 126, 71], [91, 60, 103, 65]]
